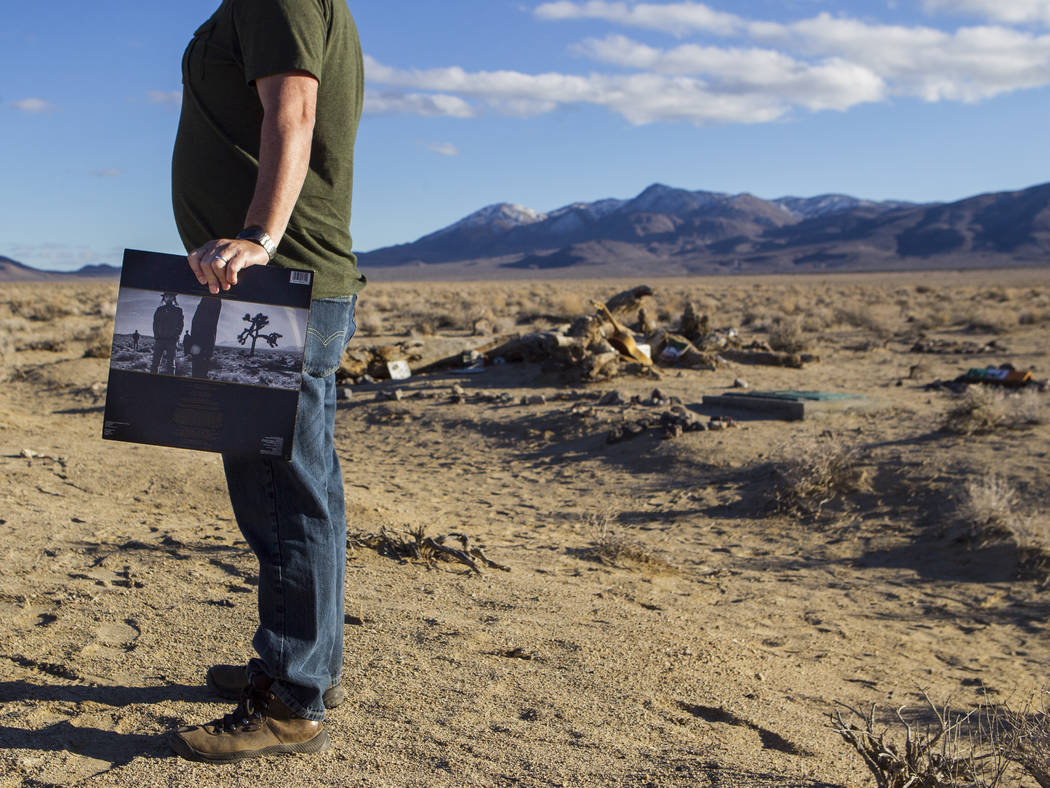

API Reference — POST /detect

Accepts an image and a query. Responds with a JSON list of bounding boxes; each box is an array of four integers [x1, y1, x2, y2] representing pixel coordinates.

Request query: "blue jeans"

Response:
[[221, 296, 357, 721]]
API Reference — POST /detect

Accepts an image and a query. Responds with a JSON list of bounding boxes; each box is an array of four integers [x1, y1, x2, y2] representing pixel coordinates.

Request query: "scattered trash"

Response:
[[387, 360, 412, 381], [959, 364, 1033, 388]]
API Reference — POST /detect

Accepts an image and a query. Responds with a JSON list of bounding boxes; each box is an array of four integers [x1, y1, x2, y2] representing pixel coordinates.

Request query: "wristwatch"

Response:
[[236, 225, 277, 260]]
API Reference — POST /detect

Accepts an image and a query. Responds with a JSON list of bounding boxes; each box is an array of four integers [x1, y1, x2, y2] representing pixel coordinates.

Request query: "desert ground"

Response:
[[1, 269, 1048, 787]]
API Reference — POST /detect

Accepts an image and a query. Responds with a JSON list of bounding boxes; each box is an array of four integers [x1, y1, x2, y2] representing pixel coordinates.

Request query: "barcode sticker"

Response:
[[290, 271, 312, 286]]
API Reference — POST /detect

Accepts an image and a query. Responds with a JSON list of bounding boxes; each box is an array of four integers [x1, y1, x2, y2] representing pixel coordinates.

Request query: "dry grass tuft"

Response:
[[580, 510, 676, 573], [772, 437, 867, 519], [961, 476, 1050, 574], [942, 387, 1047, 435]]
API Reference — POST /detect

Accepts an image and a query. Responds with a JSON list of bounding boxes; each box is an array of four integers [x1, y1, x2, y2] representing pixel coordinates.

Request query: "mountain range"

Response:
[[0, 256, 120, 283], [5, 181, 1050, 281], [357, 181, 1050, 278]]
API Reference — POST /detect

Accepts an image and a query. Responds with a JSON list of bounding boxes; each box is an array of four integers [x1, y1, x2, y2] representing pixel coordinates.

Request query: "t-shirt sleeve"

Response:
[[232, 0, 328, 85]]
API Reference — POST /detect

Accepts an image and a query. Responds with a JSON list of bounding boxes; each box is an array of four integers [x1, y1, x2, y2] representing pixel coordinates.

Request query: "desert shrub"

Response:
[[966, 307, 1016, 334], [771, 437, 866, 519], [579, 510, 675, 573], [1019, 310, 1050, 326], [81, 327, 112, 359], [961, 475, 1028, 544], [801, 306, 834, 332], [910, 307, 953, 332], [942, 387, 1047, 435], [1000, 697, 1050, 788], [767, 316, 809, 353], [961, 475, 1050, 572], [833, 693, 1019, 787], [21, 338, 66, 353], [8, 296, 79, 322], [545, 292, 588, 321], [834, 305, 898, 340]]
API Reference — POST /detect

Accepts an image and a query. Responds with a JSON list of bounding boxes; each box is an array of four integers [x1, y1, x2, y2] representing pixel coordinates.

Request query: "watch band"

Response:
[[236, 226, 277, 260]]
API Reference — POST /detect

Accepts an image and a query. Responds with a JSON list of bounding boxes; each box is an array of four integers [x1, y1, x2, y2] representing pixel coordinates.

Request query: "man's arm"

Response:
[[187, 72, 318, 294]]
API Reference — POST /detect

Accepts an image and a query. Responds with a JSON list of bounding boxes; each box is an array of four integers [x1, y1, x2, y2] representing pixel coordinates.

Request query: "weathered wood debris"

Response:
[[338, 284, 819, 384], [350, 527, 511, 574]]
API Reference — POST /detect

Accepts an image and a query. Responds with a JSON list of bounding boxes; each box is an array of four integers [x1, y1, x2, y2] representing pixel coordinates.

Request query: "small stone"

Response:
[[662, 423, 683, 440], [625, 421, 647, 436], [336, 387, 353, 401], [733, 378, 749, 389], [525, 394, 547, 406], [450, 384, 466, 397], [598, 390, 626, 406]]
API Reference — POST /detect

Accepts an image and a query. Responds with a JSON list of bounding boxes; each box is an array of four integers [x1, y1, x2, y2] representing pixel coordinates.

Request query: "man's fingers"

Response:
[[226, 257, 247, 287], [188, 239, 268, 292], [187, 248, 209, 286]]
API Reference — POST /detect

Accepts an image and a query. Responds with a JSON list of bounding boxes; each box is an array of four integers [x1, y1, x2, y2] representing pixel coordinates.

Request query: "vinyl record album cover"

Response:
[[102, 249, 313, 459]]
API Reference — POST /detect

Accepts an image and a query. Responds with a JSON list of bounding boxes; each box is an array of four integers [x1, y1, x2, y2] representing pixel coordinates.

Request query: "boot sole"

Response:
[[206, 668, 345, 709], [168, 728, 330, 763]]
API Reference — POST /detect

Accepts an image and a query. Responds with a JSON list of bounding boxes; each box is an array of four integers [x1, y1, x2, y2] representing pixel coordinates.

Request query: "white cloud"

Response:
[[535, 1, 743, 35], [11, 98, 55, 114], [925, 0, 1050, 26], [363, 3, 1050, 127], [366, 55, 794, 124], [146, 90, 182, 106], [573, 34, 886, 110], [752, 13, 1050, 101], [364, 90, 476, 118], [424, 142, 460, 156]]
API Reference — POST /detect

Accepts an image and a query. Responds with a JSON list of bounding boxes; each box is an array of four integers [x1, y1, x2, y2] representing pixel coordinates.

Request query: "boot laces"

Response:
[[213, 680, 271, 733]]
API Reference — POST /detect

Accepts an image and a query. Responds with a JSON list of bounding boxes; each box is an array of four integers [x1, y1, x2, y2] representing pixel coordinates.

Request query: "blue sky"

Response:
[[3, 0, 1050, 271]]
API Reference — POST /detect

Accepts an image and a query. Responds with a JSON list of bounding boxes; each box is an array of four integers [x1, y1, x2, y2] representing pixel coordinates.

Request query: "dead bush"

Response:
[[579, 510, 676, 573], [772, 437, 866, 519], [942, 387, 1047, 435], [1000, 696, 1050, 787], [832, 692, 1013, 788], [767, 316, 809, 353]]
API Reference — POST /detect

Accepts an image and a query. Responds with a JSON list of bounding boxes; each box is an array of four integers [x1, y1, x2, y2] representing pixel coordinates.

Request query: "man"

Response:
[[167, 0, 365, 763], [187, 296, 222, 379], [150, 293, 183, 375]]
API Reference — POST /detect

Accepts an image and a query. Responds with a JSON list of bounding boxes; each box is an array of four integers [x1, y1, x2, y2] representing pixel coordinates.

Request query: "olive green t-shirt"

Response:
[[172, 0, 365, 298]]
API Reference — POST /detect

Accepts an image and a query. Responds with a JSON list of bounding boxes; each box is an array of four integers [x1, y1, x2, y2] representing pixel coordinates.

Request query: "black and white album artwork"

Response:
[[109, 289, 308, 389], [103, 249, 314, 459]]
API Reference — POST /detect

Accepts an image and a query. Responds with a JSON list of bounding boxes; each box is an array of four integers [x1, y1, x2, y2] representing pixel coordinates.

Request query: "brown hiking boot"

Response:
[[206, 663, 345, 709], [170, 674, 329, 763]]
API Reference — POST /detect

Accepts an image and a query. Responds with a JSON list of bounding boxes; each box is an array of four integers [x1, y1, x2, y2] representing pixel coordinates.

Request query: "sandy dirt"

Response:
[[1, 271, 1049, 787]]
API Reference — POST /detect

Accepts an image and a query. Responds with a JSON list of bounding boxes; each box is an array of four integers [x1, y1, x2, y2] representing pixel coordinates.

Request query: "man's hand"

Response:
[[188, 239, 270, 294]]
